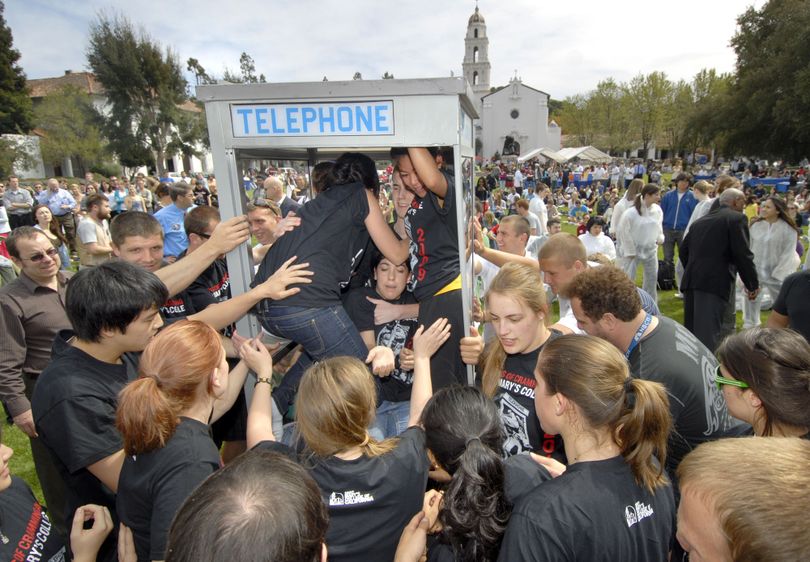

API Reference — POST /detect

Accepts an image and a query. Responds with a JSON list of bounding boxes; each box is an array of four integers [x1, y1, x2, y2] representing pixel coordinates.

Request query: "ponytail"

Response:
[[440, 438, 510, 562], [614, 377, 671, 492], [539, 335, 672, 493], [115, 320, 224, 456], [117, 376, 178, 455], [635, 184, 662, 216], [422, 387, 510, 562]]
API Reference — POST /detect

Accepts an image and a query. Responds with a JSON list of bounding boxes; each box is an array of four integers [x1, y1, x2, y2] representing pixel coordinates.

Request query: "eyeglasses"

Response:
[[715, 365, 750, 390], [23, 247, 59, 263], [193, 232, 212, 240]]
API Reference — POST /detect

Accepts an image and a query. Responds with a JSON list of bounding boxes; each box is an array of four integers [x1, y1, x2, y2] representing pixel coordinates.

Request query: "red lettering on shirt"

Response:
[[14, 503, 42, 557], [501, 370, 536, 389], [416, 228, 428, 281]]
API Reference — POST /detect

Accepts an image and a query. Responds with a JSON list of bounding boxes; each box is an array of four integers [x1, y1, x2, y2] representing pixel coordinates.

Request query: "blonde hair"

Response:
[[481, 263, 548, 398], [539, 335, 672, 492], [678, 437, 810, 562], [296, 357, 397, 458], [692, 180, 712, 195]]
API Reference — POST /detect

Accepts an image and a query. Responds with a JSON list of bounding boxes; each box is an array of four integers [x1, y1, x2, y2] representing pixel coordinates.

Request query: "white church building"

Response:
[[461, 6, 560, 160]]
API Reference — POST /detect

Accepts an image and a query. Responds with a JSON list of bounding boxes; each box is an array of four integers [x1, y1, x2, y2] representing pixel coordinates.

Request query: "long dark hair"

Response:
[[421, 386, 510, 562], [32, 204, 68, 246], [330, 152, 380, 197], [764, 196, 799, 233]]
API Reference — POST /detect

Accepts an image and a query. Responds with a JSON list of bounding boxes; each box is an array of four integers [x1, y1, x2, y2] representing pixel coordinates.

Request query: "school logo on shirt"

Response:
[[624, 501, 654, 528], [329, 490, 374, 507]]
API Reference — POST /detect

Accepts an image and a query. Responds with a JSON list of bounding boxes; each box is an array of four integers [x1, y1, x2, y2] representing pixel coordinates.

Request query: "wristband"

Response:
[[254, 377, 272, 387]]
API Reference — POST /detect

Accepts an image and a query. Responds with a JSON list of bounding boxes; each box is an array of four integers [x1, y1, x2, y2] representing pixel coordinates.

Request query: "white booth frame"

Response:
[[197, 77, 478, 384]]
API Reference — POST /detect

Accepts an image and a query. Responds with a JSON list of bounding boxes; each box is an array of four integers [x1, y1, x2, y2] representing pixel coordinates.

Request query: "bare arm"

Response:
[[155, 216, 250, 296], [365, 189, 409, 264], [766, 310, 790, 329], [476, 243, 538, 269], [408, 318, 451, 428], [408, 148, 447, 199], [243, 339, 275, 448], [84, 241, 114, 256], [87, 450, 126, 493], [360, 330, 376, 351], [211, 359, 249, 422]]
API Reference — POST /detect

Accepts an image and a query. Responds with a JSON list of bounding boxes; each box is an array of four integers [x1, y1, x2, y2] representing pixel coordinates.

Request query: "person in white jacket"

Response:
[[579, 216, 616, 261], [743, 197, 801, 328], [617, 184, 664, 302], [610, 179, 643, 247]]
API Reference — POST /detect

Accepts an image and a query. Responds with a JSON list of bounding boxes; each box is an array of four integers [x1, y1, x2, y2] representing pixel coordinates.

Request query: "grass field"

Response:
[[4, 204, 792, 510]]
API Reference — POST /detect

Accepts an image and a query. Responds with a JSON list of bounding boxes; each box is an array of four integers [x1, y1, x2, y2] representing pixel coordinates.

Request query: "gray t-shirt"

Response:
[[628, 316, 740, 478]]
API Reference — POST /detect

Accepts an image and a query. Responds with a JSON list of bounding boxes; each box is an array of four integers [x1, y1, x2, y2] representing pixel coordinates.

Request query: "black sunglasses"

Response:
[[24, 247, 59, 263]]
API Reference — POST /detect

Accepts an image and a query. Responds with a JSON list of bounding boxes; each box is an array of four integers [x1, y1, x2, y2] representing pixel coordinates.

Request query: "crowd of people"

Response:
[[0, 149, 809, 562]]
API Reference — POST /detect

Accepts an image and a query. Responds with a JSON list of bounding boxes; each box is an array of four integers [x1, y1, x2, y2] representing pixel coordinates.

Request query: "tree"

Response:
[[725, 0, 810, 160], [588, 78, 633, 154], [186, 57, 213, 86], [0, 1, 33, 134], [624, 72, 673, 156], [353, 72, 363, 80], [238, 52, 266, 83], [382, 71, 394, 79], [555, 94, 596, 146], [87, 13, 202, 174], [33, 85, 108, 173], [660, 79, 695, 158]]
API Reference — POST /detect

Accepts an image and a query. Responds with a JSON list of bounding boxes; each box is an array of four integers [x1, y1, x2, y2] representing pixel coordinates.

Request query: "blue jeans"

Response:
[[370, 400, 411, 439], [257, 304, 370, 416]]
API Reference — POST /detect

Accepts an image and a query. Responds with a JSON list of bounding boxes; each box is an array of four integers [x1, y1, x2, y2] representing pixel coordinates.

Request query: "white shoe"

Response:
[[674, 292, 684, 299]]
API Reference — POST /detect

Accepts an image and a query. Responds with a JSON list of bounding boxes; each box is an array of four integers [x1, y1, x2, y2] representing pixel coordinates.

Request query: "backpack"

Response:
[[657, 260, 675, 291]]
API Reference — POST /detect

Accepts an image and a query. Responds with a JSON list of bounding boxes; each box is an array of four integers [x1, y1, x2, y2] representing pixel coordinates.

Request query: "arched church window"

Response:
[[473, 47, 479, 63], [474, 28, 478, 38], [473, 71, 479, 85]]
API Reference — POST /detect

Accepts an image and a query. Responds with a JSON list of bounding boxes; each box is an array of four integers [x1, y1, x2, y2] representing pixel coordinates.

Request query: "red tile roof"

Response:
[[28, 72, 105, 98]]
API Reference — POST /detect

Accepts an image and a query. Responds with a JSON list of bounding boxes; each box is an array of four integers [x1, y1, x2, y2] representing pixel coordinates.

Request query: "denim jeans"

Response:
[[257, 303, 370, 417], [370, 400, 411, 439]]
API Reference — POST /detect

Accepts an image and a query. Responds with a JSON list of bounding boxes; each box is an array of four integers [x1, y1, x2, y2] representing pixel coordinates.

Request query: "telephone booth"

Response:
[[197, 77, 479, 384]]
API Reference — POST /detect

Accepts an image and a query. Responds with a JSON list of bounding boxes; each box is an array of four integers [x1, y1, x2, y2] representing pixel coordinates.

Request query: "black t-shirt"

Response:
[[773, 270, 810, 341], [344, 286, 419, 402], [31, 330, 140, 562], [159, 289, 196, 324], [498, 456, 676, 562], [0, 477, 66, 562], [494, 330, 566, 464], [192, 185, 209, 206], [253, 182, 370, 308], [629, 317, 739, 478], [404, 170, 460, 300], [117, 417, 220, 561], [254, 426, 430, 562], [186, 257, 233, 336]]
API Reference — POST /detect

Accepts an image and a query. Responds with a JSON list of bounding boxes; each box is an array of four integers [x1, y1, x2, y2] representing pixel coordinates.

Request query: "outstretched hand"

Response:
[[412, 318, 451, 360], [260, 256, 314, 300], [460, 326, 484, 366], [207, 215, 250, 254]]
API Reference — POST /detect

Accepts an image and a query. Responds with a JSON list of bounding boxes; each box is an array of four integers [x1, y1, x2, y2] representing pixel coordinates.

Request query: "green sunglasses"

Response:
[[715, 365, 750, 391]]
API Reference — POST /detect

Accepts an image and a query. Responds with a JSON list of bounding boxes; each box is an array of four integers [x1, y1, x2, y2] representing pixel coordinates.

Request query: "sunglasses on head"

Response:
[[24, 247, 59, 263], [251, 198, 281, 216], [715, 365, 749, 391]]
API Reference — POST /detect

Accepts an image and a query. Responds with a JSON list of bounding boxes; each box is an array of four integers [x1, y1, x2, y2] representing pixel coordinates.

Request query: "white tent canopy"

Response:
[[556, 146, 612, 163], [517, 146, 566, 163], [518, 145, 612, 164]]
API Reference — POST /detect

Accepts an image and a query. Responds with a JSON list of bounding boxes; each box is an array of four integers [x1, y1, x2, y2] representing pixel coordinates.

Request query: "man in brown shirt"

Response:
[[76, 194, 113, 268], [0, 226, 72, 538]]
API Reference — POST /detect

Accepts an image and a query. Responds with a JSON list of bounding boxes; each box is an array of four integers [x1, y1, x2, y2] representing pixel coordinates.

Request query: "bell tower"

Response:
[[462, 3, 491, 107]]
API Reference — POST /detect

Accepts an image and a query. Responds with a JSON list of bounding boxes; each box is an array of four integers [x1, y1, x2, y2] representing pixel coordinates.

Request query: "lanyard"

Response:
[[625, 314, 652, 359]]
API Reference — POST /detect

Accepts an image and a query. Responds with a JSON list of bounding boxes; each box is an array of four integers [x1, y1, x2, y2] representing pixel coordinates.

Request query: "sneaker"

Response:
[[674, 292, 684, 299]]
